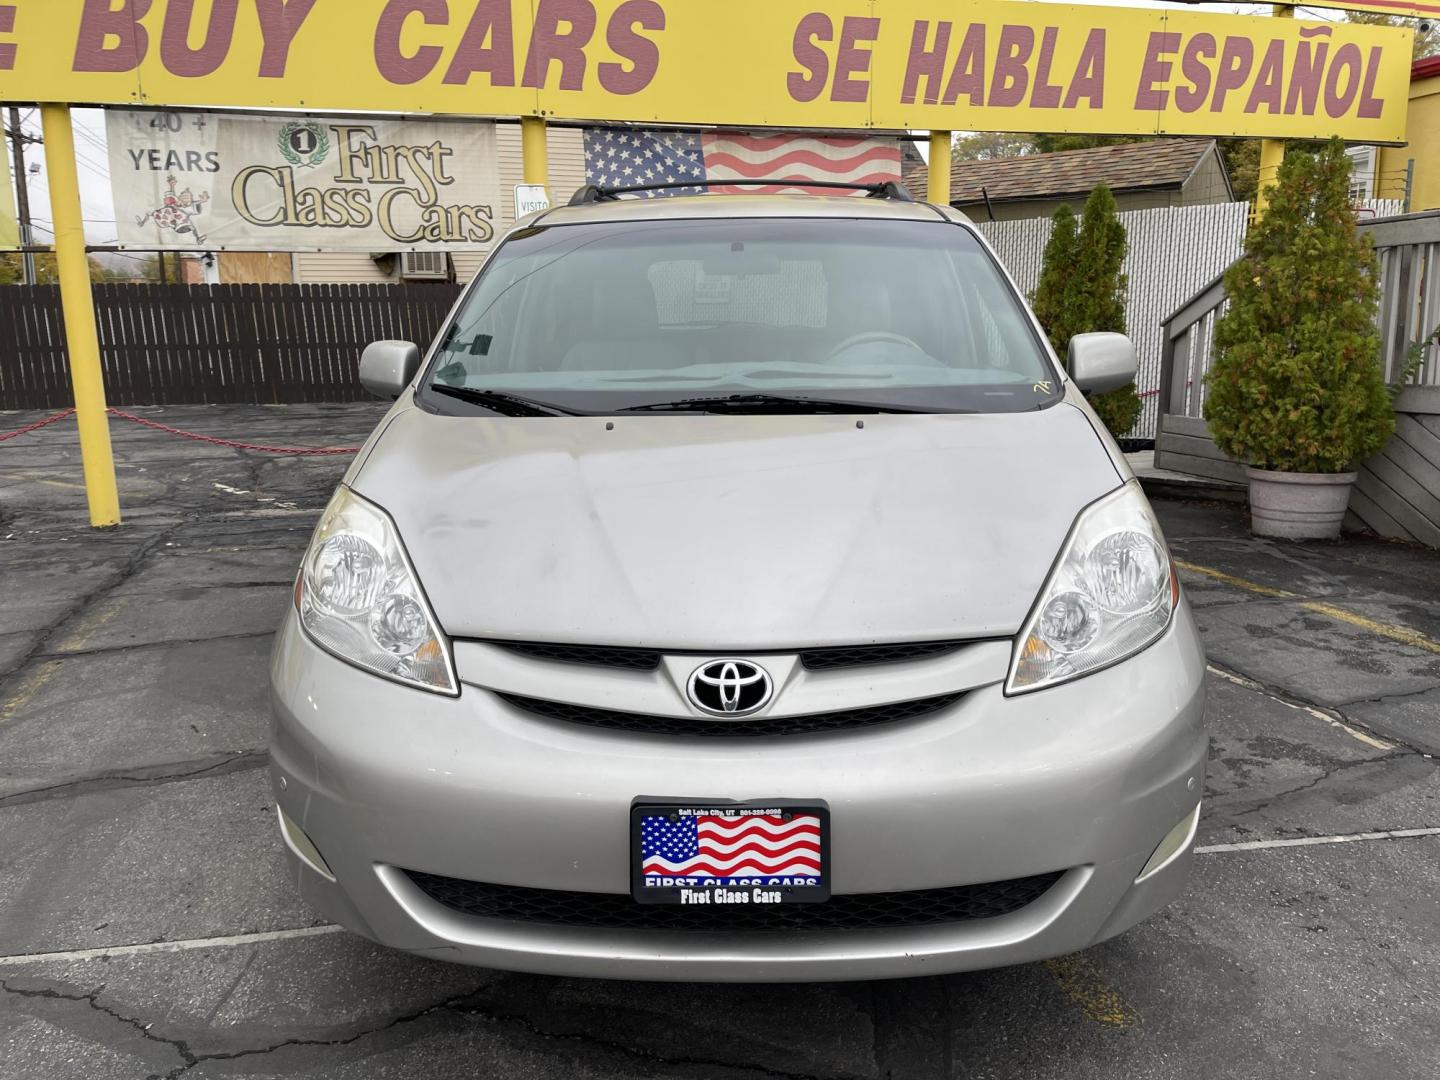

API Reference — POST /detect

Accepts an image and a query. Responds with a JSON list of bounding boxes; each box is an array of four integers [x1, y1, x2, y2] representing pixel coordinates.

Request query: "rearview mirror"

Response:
[[359, 340, 421, 399], [1067, 332, 1136, 396]]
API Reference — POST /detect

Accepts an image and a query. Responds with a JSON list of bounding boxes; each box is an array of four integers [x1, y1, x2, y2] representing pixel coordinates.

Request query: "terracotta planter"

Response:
[[1245, 467, 1357, 540]]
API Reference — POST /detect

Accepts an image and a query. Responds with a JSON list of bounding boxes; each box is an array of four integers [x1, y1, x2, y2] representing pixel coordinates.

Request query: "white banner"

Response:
[[107, 112, 503, 252]]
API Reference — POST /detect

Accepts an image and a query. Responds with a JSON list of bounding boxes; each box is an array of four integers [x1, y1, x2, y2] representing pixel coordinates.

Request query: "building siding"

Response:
[[1378, 73, 1440, 211], [292, 122, 587, 285]]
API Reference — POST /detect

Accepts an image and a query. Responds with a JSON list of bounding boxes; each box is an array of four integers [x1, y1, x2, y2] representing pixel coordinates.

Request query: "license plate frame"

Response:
[[630, 798, 831, 905]]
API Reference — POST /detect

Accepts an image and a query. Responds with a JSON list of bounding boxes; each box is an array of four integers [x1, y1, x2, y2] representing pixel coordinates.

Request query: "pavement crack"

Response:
[[1333, 683, 1440, 709], [32, 629, 276, 663], [0, 750, 268, 807], [0, 978, 198, 1072], [1223, 753, 1411, 818]]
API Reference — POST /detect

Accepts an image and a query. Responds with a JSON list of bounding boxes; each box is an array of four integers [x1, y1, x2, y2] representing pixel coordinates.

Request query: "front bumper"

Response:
[[268, 604, 1207, 982]]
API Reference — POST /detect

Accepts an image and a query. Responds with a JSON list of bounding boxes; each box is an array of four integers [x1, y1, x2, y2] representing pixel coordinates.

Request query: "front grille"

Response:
[[486, 640, 969, 673], [800, 641, 967, 670], [405, 870, 1064, 932], [491, 641, 661, 671], [496, 691, 963, 737]]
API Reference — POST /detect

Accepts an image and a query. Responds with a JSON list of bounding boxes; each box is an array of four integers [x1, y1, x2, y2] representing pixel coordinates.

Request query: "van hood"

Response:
[[352, 403, 1121, 649]]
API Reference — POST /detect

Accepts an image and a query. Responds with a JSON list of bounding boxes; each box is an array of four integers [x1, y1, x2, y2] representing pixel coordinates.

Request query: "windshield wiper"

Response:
[[428, 383, 586, 417], [618, 393, 942, 415]]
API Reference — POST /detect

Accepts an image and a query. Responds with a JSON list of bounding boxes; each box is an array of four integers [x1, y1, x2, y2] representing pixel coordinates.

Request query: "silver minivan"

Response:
[[269, 184, 1207, 982]]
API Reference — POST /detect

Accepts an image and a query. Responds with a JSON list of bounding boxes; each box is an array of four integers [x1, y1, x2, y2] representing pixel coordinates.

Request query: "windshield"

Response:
[[418, 217, 1059, 415]]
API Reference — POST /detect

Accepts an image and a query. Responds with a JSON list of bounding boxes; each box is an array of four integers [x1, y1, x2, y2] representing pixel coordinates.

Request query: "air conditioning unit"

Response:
[[400, 251, 450, 281]]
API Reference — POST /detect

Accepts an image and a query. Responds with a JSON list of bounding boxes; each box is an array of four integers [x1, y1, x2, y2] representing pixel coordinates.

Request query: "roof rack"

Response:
[[567, 178, 915, 206]]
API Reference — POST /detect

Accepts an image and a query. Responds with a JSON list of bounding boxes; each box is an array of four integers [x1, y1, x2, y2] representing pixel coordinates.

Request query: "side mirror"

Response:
[[1067, 332, 1136, 396], [359, 340, 421, 399]]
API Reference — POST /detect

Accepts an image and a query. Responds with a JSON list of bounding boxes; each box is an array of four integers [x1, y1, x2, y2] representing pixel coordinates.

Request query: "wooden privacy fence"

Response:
[[0, 282, 465, 410]]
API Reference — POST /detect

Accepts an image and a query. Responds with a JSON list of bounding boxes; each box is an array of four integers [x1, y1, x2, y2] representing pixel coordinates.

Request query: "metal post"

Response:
[[41, 104, 120, 528], [1404, 158, 1415, 215], [8, 106, 35, 284], [927, 130, 952, 206], [521, 116, 549, 192], [1253, 4, 1293, 219]]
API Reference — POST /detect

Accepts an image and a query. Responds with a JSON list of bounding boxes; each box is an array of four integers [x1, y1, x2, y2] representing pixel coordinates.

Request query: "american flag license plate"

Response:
[[630, 800, 830, 905]]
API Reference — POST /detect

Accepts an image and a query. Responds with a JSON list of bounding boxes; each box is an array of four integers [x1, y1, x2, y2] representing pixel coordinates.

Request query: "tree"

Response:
[[1031, 185, 1142, 439], [0, 252, 126, 284], [1030, 204, 1079, 349], [1204, 139, 1392, 473], [1346, 11, 1438, 59], [949, 132, 1040, 162]]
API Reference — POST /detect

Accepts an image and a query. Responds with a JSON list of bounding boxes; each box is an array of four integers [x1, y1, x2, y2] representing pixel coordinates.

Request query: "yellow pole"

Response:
[[520, 116, 549, 192], [1254, 4, 1293, 218], [41, 104, 120, 528], [927, 130, 952, 205]]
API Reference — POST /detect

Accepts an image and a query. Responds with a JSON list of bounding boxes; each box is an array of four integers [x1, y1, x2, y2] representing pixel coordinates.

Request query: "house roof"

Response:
[[903, 138, 1220, 206]]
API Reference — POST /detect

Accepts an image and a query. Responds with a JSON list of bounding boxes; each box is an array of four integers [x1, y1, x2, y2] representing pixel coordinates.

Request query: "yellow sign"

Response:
[[1225, 0, 1440, 18], [0, 1, 1415, 142]]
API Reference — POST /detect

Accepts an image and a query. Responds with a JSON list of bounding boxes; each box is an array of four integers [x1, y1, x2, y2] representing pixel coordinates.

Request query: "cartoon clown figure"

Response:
[[136, 174, 211, 244]]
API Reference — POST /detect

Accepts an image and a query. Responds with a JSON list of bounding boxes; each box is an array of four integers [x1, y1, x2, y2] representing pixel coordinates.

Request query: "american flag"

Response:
[[641, 811, 823, 883], [583, 128, 901, 197]]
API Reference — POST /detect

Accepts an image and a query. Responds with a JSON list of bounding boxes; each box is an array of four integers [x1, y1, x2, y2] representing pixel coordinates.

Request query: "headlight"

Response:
[[296, 486, 457, 695], [1006, 480, 1178, 694]]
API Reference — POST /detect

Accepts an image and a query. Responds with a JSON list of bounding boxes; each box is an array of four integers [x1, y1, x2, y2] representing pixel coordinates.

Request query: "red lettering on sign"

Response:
[[0, 4, 16, 70], [160, 0, 239, 78], [73, 0, 151, 73], [831, 16, 878, 103], [1210, 36, 1253, 112], [599, 0, 664, 95], [902, 20, 951, 106], [1324, 42, 1361, 118], [941, 23, 985, 107], [787, 13, 831, 104], [522, 0, 597, 90], [255, 0, 317, 77], [374, 0, 447, 85], [1244, 39, 1285, 114], [988, 24, 1032, 108], [1030, 27, 1062, 108], [1357, 46, 1385, 119], [1062, 28, 1105, 109], [1134, 31, 1178, 111], [443, 0, 515, 86], [1175, 33, 1214, 114], [1285, 32, 1329, 117]]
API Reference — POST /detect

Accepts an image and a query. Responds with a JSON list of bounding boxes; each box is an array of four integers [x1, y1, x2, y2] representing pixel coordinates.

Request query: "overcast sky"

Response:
[[4, 2, 1350, 246]]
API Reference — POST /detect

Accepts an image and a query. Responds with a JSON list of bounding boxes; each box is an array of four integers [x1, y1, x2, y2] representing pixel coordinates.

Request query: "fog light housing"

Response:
[[1135, 802, 1200, 883], [277, 805, 335, 881]]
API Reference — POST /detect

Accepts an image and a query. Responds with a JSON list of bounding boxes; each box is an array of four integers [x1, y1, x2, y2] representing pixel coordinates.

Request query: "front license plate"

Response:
[[630, 799, 830, 905]]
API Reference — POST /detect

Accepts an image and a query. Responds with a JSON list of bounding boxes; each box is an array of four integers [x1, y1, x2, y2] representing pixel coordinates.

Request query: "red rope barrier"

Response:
[[106, 409, 361, 455], [0, 408, 76, 442], [0, 407, 360, 454]]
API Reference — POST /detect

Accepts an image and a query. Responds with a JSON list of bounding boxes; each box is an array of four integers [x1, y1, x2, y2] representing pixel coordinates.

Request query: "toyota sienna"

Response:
[[269, 181, 1208, 981]]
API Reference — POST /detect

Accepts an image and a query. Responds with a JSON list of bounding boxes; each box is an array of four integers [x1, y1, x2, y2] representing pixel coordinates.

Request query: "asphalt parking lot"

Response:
[[3, 404, 1439, 1080]]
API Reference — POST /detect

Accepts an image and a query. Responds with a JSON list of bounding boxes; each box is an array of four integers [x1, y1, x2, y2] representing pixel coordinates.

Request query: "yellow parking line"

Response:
[[0, 660, 62, 724], [1043, 954, 1137, 1028], [1175, 559, 1440, 657]]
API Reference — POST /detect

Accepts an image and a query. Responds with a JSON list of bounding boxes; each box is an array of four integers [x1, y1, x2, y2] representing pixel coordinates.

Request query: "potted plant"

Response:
[[1032, 185, 1143, 440], [1204, 139, 1393, 540]]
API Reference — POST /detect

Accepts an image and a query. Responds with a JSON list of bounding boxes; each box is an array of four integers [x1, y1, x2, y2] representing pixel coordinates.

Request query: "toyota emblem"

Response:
[[687, 659, 773, 717]]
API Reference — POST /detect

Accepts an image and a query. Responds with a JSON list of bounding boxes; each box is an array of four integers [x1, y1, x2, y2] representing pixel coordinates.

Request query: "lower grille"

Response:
[[404, 871, 1064, 932], [496, 691, 963, 737]]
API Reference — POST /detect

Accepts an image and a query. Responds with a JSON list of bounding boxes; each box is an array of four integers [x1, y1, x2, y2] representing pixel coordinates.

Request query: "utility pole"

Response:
[[7, 106, 36, 284]]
